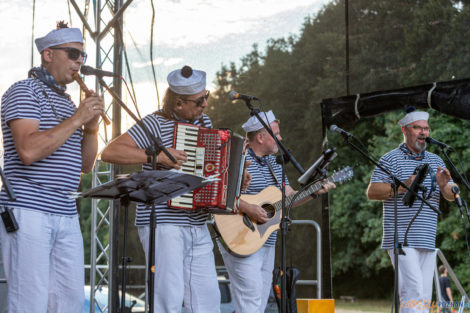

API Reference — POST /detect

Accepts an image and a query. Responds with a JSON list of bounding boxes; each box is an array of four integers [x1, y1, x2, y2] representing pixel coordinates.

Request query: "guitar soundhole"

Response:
[[262, 204, 276, 219]]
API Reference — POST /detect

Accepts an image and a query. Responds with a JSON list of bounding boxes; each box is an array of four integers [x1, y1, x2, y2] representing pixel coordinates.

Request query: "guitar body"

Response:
[[213, 186, 283, 257]]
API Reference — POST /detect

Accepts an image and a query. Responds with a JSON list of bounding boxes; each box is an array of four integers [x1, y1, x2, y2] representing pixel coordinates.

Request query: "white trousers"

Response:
[[0, 240, 7, 313], [218, 242, 275, 313], [0, 209, 84, 313], [138, 224, 220, 313], [388, 247, 437, 313]]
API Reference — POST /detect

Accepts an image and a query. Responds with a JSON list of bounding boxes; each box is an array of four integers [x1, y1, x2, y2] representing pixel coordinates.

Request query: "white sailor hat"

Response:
[[242, 110, 277, 133], [35, 28, 83, 53], [167, 65, 206, 95], [398, 109, 429, 126]]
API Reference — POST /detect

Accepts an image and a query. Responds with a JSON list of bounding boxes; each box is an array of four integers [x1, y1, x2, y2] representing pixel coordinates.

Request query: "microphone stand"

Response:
[[97, 77, 177, 164], [96, 77, 177, 313], [336, 134, 439, 313], [437, 146, 470, 219], [465, 200, 470, 225], [438, 147, 470, 191], [456, 198, 470, 257], [433, 146, 470, 257], [242, 100, 304, 313], [245, 105, 304, 174], [120, 195, 132, 313]]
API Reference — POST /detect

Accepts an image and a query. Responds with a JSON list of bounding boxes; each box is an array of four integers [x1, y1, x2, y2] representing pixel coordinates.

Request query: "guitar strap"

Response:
[[266, 161, 281, 188], [248, 148, 281, 189], [248, 148, 281, 188]]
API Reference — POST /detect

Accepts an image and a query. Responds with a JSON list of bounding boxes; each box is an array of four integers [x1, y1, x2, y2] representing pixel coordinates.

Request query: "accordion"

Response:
[[168, 123, 245, 212]]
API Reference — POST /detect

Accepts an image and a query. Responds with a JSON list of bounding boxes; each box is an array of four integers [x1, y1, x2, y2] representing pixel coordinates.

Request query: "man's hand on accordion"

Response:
[[157, 148, 187, 169]]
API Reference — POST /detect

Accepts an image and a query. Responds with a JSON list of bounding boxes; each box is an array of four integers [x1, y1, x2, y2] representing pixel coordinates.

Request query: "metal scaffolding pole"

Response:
[[70, 0, 130, 311]]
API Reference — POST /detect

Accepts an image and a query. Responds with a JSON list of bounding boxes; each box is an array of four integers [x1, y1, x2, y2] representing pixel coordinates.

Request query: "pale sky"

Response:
[[0, 0, 330, 131]]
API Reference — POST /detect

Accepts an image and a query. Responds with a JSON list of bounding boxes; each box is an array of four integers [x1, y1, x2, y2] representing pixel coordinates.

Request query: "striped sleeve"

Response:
[[2, 80, 41, 124], [127, 115, 163, 150], [371, 153, 395, 184]]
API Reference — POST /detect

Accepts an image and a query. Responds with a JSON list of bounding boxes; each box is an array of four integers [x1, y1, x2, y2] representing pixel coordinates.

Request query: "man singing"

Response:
[[367, 109, 457, 313]]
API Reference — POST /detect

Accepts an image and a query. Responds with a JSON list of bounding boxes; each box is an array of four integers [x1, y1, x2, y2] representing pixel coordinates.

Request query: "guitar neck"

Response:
[[273, 176, 334, 212]]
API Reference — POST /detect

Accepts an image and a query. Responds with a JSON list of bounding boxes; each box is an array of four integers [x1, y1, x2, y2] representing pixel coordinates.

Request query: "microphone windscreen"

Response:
[[329, 124, 339, 132], [229, 91, 238, 100], [80, 65, 94, 75]]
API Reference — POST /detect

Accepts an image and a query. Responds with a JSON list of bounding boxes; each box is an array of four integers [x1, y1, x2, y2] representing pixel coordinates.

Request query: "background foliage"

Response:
[[206, 0, 470, 298], [77, 0, 470, 300]]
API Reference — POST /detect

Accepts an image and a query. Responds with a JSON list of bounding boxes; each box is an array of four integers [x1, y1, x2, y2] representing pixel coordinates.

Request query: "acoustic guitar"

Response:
[[212, 166, 353, 257]]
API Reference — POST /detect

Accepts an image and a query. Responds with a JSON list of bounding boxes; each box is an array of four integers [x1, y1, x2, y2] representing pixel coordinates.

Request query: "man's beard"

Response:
[[414, 139, 427, 152]]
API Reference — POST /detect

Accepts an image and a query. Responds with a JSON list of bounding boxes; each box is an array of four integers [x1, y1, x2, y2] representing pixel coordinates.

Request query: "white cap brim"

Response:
[[35, 28, 83, 53], [398, 111, 429, 126], [242, 110, 277, 132]]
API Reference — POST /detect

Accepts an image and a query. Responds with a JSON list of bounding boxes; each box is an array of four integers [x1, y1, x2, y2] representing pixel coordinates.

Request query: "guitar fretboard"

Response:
[[272, 175, 337, 212]]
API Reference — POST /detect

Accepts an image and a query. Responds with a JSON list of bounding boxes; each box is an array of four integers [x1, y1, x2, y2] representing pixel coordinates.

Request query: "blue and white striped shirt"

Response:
[[0, 78, 83, 215], [127, 111, 213, 226], [244, 149, 289, 247], [370, 144, 450, 250]]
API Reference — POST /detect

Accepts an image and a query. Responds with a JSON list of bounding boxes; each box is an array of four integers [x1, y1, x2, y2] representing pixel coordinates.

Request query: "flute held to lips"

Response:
[[72, 72, 111, 126]]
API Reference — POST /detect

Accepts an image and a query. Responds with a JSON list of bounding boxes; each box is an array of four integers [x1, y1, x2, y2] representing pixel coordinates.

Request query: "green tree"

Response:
[[209, 0, 470, 297]]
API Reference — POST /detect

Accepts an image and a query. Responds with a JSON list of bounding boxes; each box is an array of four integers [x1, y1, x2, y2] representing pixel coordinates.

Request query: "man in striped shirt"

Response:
[[367, 110, 457, 313], [218, 111, 335, 313], [101, 66, 221, 312], [0, 22, 104, 313]]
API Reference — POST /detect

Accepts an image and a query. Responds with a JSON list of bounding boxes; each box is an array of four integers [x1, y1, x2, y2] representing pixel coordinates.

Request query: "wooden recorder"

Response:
[[72, 72, 111, 125]]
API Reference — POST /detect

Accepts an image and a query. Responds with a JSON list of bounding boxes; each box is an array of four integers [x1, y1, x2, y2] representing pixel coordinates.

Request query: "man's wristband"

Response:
[[233, 197, 240, 214], [145, 147, 154, 164]]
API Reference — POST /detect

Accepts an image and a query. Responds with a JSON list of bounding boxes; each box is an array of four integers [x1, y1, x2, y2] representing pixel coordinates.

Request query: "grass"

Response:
[[334, 298, 470, 313]]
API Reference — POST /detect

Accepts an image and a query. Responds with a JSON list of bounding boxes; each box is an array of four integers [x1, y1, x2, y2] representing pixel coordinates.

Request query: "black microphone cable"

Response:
[[459, 201, 470, 258]]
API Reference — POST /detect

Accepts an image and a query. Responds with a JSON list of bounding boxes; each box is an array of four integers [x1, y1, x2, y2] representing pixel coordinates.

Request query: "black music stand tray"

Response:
[[82, 169, 212, 203], [81, 169, 213, 313]]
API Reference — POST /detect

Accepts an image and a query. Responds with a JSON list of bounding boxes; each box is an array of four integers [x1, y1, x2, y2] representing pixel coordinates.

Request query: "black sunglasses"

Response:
[[183, 90, 210, 107], [50, 47, 87, 63]]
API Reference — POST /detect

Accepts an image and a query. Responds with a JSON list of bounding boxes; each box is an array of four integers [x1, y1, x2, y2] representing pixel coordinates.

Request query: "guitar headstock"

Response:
[[331, 166, 354, 184]]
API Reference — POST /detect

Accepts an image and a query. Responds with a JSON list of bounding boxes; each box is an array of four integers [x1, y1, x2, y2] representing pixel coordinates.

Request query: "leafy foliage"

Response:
[[208, 0, 470, 297]]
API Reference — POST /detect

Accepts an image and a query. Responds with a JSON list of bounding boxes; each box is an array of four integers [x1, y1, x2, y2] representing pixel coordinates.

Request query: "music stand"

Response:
[[81, 170, 214, 313]]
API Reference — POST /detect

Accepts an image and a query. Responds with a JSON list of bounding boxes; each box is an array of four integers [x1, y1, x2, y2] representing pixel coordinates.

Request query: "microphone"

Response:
[[329, 124, 353, 138], [402, 163, 430, 207], [317, 148, 337, 173], [425, 137, 448, 149], [229, 91, 258, 101], [452, 185, 463, 208], [80, 65, 120, 77], [297, 148, 337, 185]]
